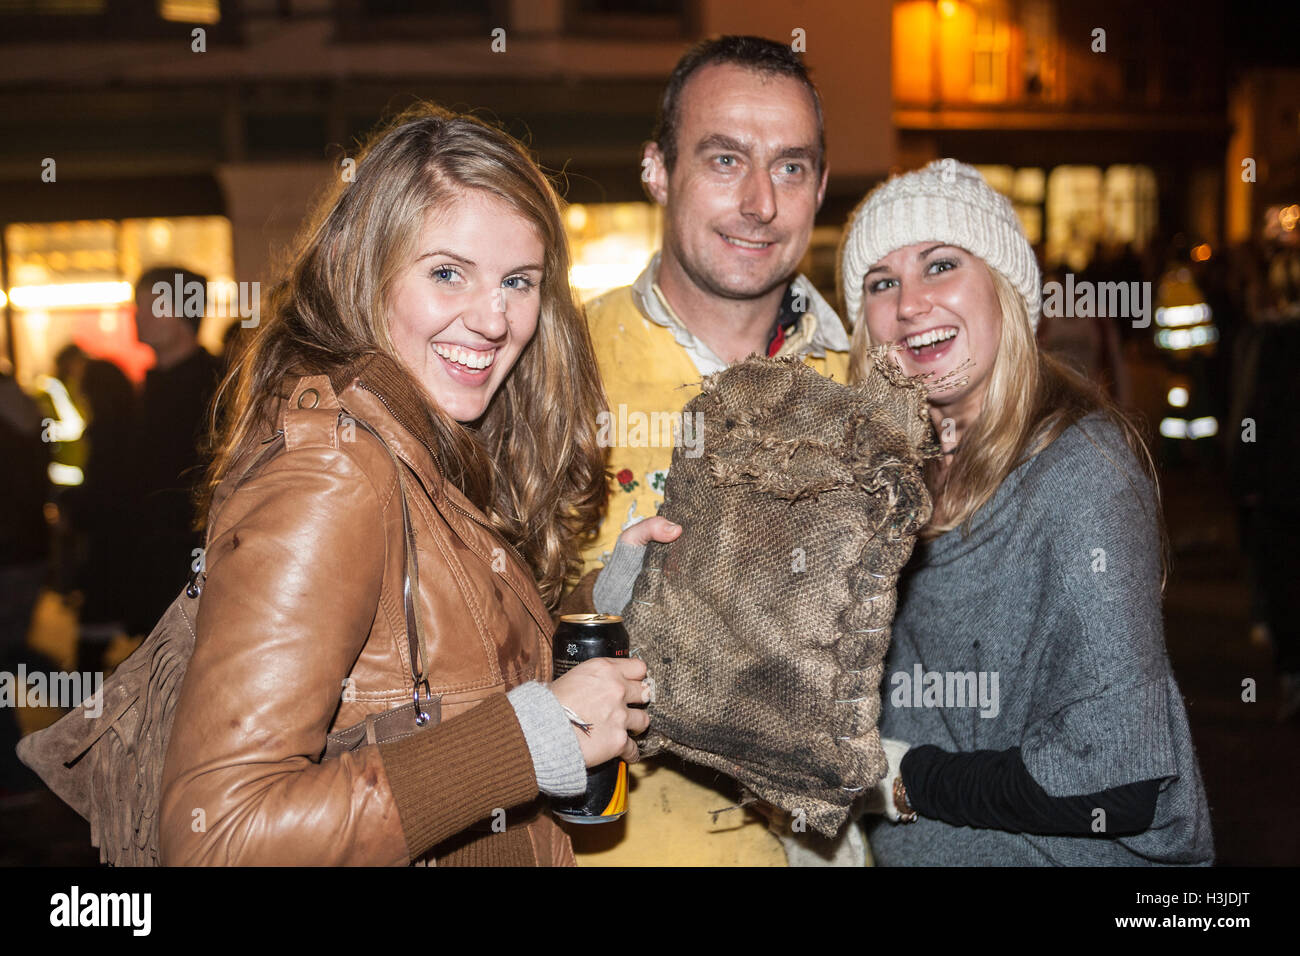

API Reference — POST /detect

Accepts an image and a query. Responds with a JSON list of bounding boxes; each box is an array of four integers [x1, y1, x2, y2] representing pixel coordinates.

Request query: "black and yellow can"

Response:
[[551, 613, 630, 824]]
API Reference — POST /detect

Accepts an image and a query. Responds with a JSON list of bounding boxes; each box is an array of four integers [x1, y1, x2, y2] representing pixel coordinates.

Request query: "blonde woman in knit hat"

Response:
[[840, 159, 1214, 865]]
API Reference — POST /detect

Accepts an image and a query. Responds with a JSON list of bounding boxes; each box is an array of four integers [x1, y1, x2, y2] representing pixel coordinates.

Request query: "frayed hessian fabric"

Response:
[[622, 351, 940, 837]]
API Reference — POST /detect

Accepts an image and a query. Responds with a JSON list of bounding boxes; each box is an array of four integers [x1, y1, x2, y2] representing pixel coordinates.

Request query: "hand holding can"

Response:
[[549, 614, 647, 823]]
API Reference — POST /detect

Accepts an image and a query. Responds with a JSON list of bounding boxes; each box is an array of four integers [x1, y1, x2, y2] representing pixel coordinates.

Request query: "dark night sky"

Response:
[[1225, 3, 1300, 70]]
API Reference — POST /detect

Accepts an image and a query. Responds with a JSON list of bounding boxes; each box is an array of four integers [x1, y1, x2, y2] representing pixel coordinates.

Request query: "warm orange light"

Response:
[[893, 2, 936, 102], [1191, 243, 1212, 262], [938, 0, 958, 18]]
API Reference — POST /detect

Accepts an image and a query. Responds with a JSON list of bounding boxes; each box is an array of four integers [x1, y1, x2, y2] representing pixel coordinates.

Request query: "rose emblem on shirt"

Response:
[[615, 468, 638, 492]]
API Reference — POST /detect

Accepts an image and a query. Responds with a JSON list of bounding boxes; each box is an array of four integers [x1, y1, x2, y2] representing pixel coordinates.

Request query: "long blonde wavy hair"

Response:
[[849, 263, 1165, 574], [200, 104, 608, 608]]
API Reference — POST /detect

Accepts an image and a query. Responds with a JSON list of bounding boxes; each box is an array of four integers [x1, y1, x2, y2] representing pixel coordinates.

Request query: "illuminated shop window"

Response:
[[1046, 166, 1104, 271], [1103, 165, 1158, 248], [1044, 165, 1157, 270], [976, 165, 1014, 195], [4, 216, 234, 387], [974, 165, 1045, 245], [970, 1, 1011, 102], [564, 202, 662, 302], [1020, 0, 1056, 99], [158, 0, 219, 24]]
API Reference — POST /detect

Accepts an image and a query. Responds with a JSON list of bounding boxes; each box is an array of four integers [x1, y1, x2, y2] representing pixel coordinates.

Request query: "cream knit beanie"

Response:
[[838, 159, 1040, 333]]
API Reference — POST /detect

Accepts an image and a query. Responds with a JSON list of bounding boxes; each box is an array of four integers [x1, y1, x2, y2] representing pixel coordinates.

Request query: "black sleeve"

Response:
[[900, 744, 1162, 837]]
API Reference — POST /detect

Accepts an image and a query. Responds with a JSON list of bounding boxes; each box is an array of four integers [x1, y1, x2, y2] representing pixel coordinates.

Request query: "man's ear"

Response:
[[815, 161, 829, 211], [641, 142, 669, 207]]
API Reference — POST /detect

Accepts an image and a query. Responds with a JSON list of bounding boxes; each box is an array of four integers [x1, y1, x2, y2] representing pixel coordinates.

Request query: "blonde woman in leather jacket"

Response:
[[158, 105, 663, 866]]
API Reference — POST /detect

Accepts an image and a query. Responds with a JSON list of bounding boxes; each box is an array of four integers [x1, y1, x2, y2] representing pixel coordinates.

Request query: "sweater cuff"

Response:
[[592, 540, 647, 616], [377, 693, 539, 862], [507, 681, 587, 798]]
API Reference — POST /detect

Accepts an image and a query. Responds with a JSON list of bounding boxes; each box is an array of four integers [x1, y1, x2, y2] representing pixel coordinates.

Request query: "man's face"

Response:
[[647, 63, 826, 301], [134, 285, 168, 350]]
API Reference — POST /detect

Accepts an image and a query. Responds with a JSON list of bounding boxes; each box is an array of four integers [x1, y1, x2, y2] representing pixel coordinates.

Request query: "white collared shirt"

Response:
[[628, 252, 851, 376]]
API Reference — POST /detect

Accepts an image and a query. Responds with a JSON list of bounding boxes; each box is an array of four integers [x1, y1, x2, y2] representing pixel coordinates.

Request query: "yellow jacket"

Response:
[[569, 256, 852, 865]]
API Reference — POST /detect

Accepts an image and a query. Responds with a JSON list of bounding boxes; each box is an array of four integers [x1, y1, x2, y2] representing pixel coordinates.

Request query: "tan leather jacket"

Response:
[[159, 354, 573, 865]]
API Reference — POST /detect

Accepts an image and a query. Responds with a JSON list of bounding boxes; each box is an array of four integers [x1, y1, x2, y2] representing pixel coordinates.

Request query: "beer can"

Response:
[[551, 613, 631, 824]]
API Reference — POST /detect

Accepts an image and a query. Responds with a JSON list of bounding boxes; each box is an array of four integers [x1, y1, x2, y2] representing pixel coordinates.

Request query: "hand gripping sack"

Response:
[[623, 351, 939, 837]]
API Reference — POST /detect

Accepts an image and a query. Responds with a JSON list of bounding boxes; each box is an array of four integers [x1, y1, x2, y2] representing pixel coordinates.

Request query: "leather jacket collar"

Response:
[[286, 353, 554, 633]]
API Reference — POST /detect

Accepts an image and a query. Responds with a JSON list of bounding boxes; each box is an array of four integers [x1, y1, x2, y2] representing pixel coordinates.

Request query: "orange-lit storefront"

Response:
[[890, 0, 1227, 269], [2, 217, 236, 389]]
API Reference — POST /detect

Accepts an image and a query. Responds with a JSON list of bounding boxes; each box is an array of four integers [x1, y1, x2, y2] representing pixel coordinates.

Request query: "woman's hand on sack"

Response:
[[862, 738, 913, 821], [551, 657, 651, 766], [616, 515, 682, 548]]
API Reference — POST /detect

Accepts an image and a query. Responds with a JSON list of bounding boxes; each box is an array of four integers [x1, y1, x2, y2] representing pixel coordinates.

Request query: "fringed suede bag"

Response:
[[15, 416, 439, 865]]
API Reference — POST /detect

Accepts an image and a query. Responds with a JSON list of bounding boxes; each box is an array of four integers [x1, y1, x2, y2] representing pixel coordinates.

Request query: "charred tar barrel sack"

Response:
[[622, 350, 940, 837]]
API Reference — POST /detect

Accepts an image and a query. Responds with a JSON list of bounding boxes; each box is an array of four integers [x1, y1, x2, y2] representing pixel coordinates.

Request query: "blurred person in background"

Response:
[[0, 363, 50, 794], [220, 319, 250, 374], [1036, 243, 1131, 408], [61, 358, 138, 675], [0, 364, 49, 659], [128, 266, 222, 636], [1228, 243, 1300, 720]]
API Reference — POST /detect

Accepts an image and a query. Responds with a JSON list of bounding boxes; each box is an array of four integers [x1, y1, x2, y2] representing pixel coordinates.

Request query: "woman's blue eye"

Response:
[[430, 266, 460, 282], [928, 258, 957, 274], [868, 277, 897, 294], [503, 276, 536, 291]]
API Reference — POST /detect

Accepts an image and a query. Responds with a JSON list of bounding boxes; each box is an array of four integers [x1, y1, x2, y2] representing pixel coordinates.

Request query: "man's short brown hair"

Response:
[[653, 34, 825, 175]]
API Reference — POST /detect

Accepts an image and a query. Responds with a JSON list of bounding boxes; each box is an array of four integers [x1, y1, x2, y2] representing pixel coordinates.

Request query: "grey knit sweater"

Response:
[[867, 412, 1214, 865]]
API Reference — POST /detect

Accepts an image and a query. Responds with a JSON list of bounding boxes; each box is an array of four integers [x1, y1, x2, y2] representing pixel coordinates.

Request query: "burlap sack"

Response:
[[623, 350, 938, 836]]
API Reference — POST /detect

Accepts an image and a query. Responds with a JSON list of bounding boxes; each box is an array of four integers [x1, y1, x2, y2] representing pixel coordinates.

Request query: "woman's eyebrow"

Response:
[[416, 249, 474, 264], [919, 243, 953, 258]]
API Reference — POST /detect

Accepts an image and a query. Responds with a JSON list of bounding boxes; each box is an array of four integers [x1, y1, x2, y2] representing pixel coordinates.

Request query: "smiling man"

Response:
[[570, 35, 855, 867]]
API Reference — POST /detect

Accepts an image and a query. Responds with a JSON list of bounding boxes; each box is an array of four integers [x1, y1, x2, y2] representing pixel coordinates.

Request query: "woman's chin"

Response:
[[894, 352, 956, 384]]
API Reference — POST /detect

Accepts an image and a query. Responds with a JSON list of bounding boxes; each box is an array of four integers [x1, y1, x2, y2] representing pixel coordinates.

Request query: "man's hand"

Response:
[[617, 515, 682, 548], [592, 517, 682, 616]]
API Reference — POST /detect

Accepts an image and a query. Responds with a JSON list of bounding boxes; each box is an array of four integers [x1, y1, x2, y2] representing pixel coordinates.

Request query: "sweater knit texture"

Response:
[[866, 412, 1214, 865]]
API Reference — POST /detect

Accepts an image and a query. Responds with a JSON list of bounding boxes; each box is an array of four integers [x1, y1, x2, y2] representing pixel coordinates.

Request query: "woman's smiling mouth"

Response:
[[901, 326, 959, 361], [433, 342, 496, 369], [432, 342, 497, 382]]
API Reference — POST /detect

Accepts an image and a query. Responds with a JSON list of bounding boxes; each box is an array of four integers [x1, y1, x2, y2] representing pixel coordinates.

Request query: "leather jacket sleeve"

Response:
[[157, 440, 537, 865]]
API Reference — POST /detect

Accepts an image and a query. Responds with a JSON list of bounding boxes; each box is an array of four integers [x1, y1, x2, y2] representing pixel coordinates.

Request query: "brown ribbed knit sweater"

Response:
[[379, 695, 547, 865]]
